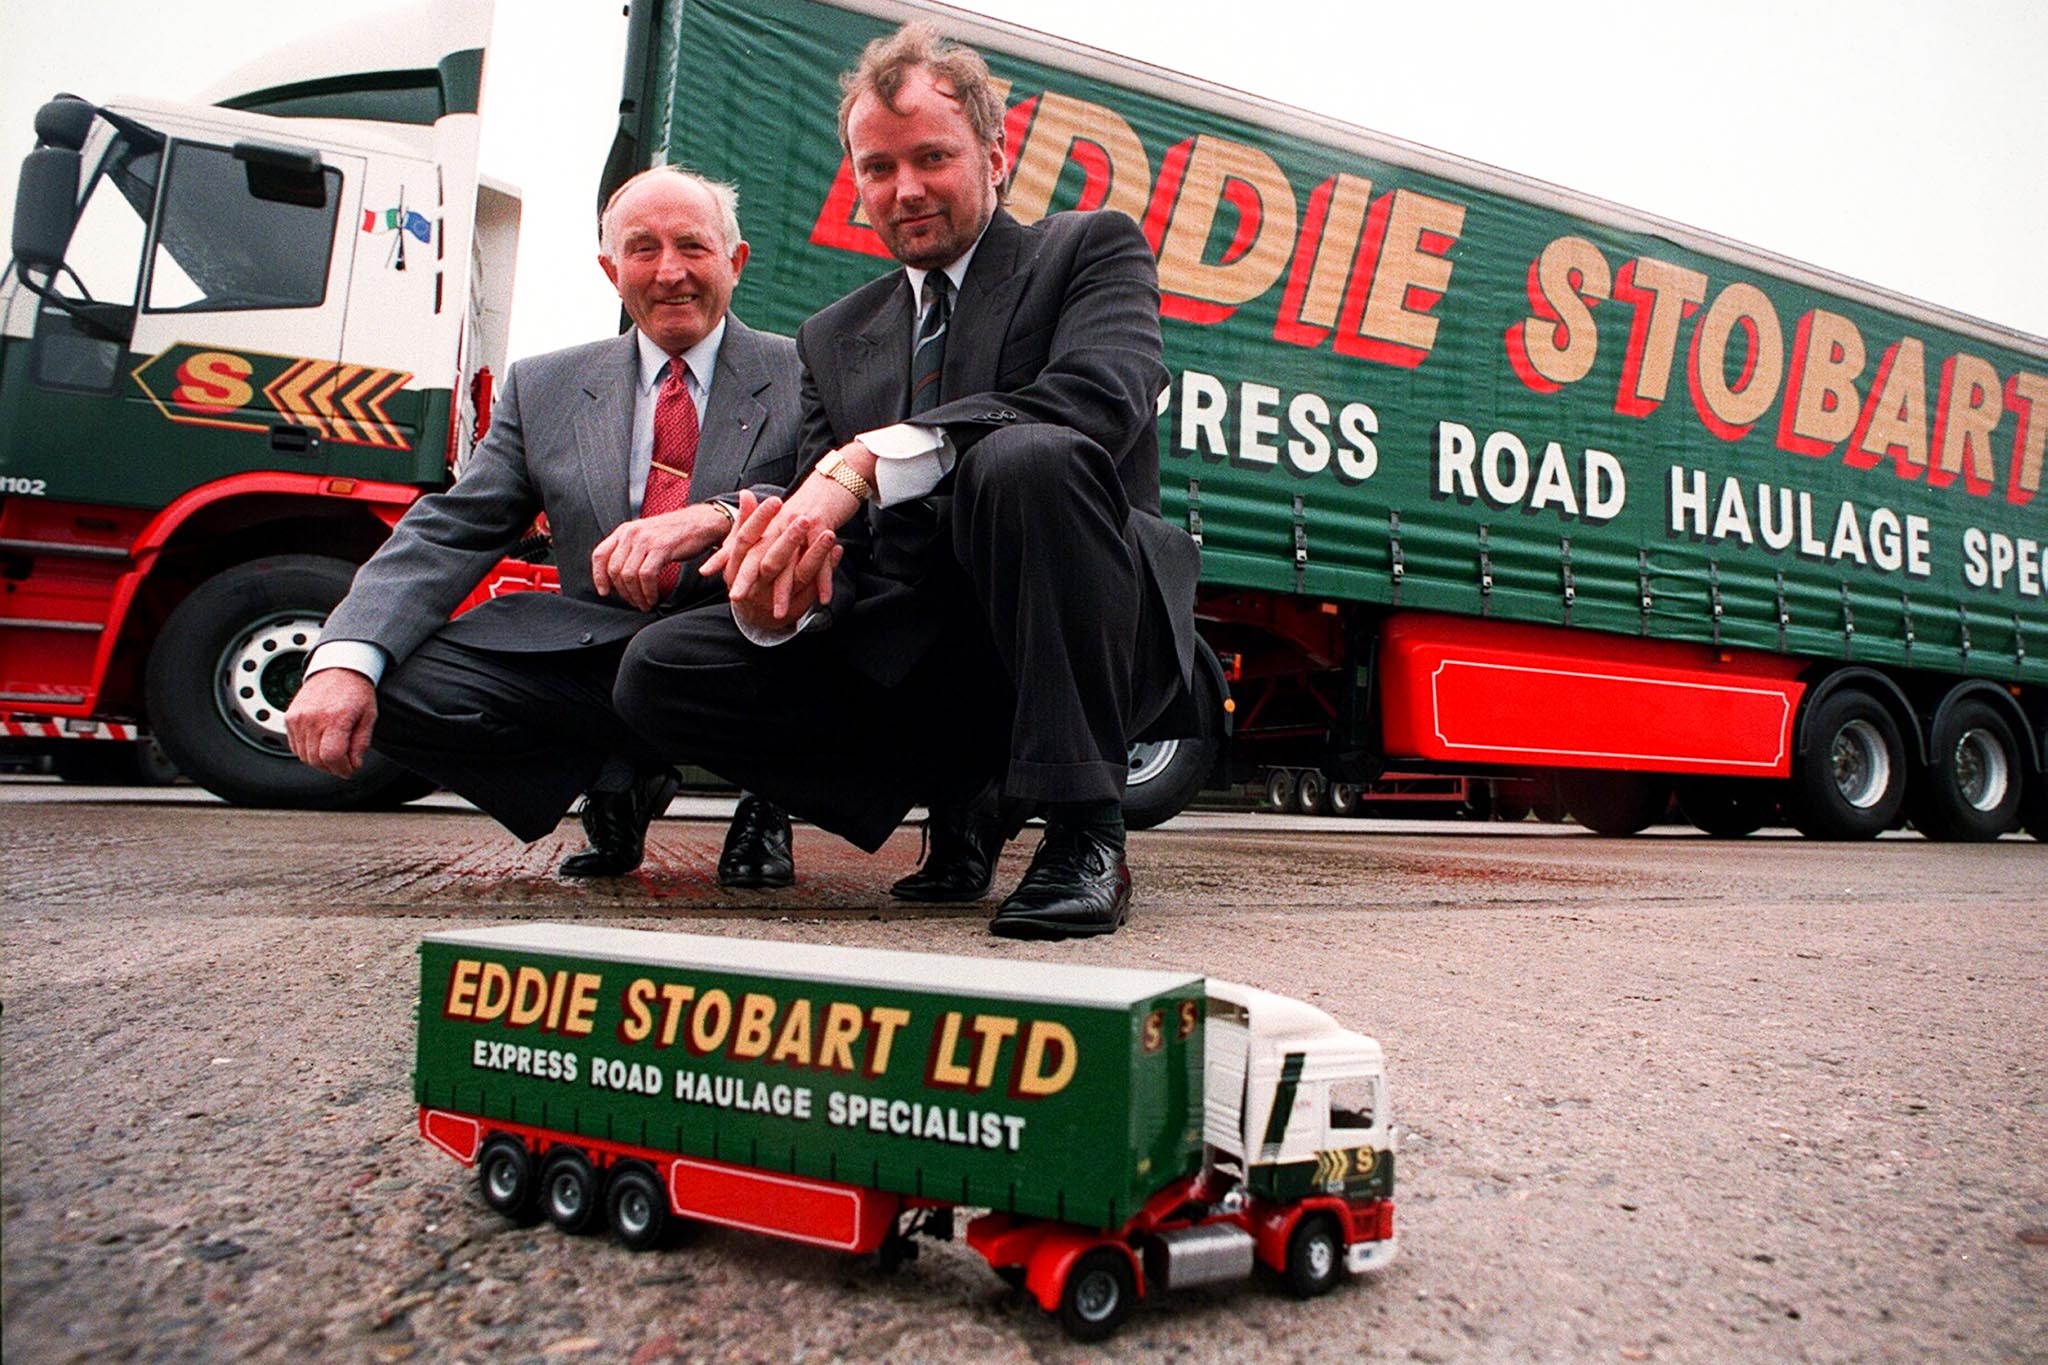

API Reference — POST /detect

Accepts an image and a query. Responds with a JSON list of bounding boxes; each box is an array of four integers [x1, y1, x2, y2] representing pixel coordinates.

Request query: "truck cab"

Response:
[[0, 4, 521, 806], [1205, 980, 1397, 1273]]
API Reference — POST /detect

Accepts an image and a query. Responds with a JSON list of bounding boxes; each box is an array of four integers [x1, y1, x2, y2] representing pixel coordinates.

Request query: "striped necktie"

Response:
[[642, 357, 698, 596], [908, 271, 951, 417]]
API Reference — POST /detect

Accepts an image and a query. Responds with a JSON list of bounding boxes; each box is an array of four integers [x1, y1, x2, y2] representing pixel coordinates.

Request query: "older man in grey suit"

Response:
[[286, 168, 802, 884]]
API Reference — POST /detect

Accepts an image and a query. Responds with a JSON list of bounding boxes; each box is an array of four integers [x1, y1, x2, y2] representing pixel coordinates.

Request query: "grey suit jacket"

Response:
[[322, 316, 800, 665], [794, 208, 1200, 718]]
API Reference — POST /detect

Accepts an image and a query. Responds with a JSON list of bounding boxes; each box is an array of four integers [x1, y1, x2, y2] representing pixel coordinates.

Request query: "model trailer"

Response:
[[415, 925, 1395, 1340]]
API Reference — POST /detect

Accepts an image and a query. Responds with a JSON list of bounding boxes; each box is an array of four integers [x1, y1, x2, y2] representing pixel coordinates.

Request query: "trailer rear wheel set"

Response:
[[1257, 672, 2044, 842]]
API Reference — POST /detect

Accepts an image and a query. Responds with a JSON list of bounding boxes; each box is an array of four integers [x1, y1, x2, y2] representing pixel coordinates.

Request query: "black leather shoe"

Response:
[[559, 768, 679, 877], [717, 795, 794, 889], [891, 797, 1002, 903], [988, 826, 1130, 939]]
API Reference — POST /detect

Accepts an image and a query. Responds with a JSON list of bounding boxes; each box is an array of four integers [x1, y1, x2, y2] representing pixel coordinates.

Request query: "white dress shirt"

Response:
[[858, 232, 983, 506]]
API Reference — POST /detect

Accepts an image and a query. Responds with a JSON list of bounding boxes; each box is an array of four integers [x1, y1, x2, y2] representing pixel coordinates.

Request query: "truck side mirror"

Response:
[[11, 98, 97, 274], [11, 145, 81, 273], [233, 139, 329, 208]]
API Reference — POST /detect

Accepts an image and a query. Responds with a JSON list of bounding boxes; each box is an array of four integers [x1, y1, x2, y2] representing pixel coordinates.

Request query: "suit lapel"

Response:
[[577, 333, 639, 530], [946, 210, 1031, 402], [838, 275, 914, 429], [693, 317, 767, 498]]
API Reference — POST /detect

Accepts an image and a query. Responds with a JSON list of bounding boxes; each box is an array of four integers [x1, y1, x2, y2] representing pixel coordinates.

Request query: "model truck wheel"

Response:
[[145, 556, 433, 811], [1914, 700, 2022, 841], [1789, 690, 1907, 839], [605, 1165, 671, 1250], [477, 1137, 537, 1221], [1057, 1248, 1135, 1342], [1284, 1214, 1345, 1298], [540, 1149, 603, 1234]]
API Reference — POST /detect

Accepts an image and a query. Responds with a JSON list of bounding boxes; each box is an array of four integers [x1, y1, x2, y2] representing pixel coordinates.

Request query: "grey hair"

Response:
[[599, 166, 743, 259]]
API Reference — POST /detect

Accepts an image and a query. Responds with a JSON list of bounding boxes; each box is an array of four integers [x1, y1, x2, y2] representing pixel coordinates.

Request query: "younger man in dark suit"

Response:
[[286, 169, 802, 886], [617, 24, 1200, 936]]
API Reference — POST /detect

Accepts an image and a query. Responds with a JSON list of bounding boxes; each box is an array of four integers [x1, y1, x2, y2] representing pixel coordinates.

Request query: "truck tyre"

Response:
[[1674, 776, 1775, 838], [1284, 1213, 1345, 1298], [539, 1148, 603, 1235], [1122, 650, 1223, 830], [1056, 1247, 1135, 1342], [1558, 773, 1668, 835], [1789, 690, 1907, 840], [1295, 768, 1330, 815], [1914, 699, 2023, 841], [1328, 780, 1362, 817], [477, 1136, 537, 1222], [606, 1165, 671, 1252], [1264, 768, 1298, 811], [144, 556, 429, 811]]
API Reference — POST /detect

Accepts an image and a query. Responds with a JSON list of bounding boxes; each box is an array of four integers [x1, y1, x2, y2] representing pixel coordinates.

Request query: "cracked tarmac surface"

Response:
[[3, 783, 2043, 1362]]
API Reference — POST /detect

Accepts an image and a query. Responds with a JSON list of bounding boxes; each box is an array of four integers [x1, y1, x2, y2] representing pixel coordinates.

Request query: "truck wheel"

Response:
[[1789, 690, 1906, 840], [1295, 769, 1330, 815], [605, 1165, 670, 1251], [1056, 1248, 1135, 1342], [477, 1136, 537, 1222], [539, 1149, 603, 1235], [1674, 776, 1776, 838], [1122, 649, 1223, 830], [1559, 773, 1668, 835], [1284, 1214, 1345, 1298], [1264, 768, 1298, 811], [1328, 780, 1362, 817], [144, 556, 429, 810], [1914, 700, 2022, 841]]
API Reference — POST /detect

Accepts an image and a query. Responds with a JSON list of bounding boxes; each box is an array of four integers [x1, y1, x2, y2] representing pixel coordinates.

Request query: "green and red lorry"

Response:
[[415, 923, 1396, 1340], [8, 0, 2048, 841]]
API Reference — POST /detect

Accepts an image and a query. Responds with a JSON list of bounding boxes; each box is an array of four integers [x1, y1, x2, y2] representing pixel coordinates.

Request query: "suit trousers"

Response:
[[617, 423, 1149, 849], [372, 634, 659, 842]]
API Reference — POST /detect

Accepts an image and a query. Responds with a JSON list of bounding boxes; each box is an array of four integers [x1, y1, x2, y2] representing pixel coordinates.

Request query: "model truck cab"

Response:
[[1, 4, 519, 807], [1206, 981, 1396, 1271]]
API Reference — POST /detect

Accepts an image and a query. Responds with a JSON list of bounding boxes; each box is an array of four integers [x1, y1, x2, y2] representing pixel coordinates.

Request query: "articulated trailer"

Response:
[[619, 0, 2048, 841], [416, 924, 1395, 1341]]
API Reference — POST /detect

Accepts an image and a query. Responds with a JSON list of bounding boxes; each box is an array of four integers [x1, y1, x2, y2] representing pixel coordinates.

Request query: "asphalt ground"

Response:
[[2, 780, 2043, 1362]]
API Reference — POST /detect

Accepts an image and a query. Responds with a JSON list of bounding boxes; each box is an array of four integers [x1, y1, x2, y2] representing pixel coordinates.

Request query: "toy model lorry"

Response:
[[415, 925, 1396, 1340]]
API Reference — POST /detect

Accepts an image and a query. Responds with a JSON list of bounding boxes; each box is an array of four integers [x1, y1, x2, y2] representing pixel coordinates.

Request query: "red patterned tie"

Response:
[[643, 357, 699, 596]]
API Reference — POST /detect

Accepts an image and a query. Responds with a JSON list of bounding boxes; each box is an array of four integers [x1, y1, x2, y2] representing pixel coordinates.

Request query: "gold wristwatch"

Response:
[[817, 450, 875, 503]]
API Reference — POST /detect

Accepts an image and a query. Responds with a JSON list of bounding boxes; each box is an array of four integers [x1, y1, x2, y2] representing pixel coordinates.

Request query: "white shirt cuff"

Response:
[[859, 423, 956, 506], [732, 605, 824, 648], [306, 640, 389, 686]]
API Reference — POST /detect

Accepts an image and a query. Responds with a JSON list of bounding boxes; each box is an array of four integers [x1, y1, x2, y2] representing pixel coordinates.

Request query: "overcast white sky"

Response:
[[3, 0, 2042, 360]]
